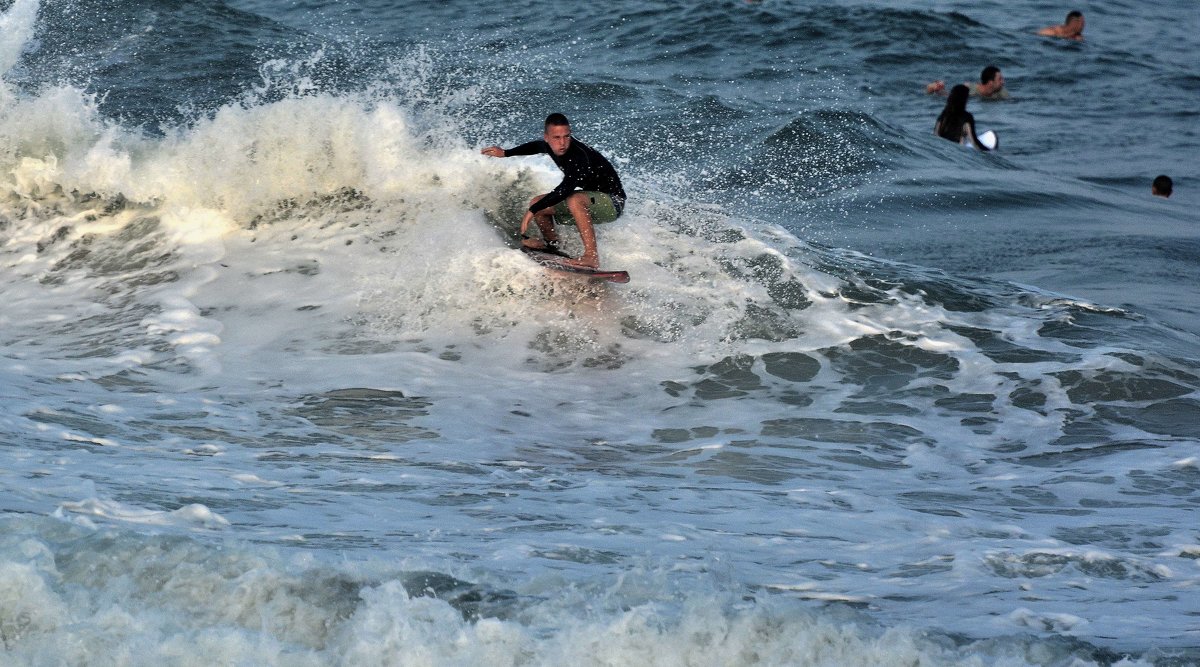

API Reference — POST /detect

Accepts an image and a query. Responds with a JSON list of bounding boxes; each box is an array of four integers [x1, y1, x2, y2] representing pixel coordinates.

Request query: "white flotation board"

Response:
[[975, 129, 998, 150]]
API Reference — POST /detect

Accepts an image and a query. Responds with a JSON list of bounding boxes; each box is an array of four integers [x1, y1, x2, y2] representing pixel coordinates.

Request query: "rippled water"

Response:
[[1, 0, 1198, 664]]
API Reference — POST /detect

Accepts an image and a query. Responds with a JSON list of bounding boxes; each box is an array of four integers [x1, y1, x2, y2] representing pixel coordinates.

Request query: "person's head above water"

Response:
[[1039, 10, 1085, 40], [1152, 175, 1173, 198], [979, 66, 1005, 95], [543, 113, 571, 156], [1064, 11, 1085, 37]]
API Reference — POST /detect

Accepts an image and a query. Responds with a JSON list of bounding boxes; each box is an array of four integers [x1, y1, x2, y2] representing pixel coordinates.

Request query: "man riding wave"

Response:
[[482, 113, 625, 269]]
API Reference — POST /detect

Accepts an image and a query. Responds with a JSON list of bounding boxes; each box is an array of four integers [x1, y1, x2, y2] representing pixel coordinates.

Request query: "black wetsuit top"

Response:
[[505, 138, 626, 214]]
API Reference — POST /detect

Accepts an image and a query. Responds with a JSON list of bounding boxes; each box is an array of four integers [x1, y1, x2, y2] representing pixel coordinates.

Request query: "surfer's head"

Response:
[[544, 113, 572, 156]]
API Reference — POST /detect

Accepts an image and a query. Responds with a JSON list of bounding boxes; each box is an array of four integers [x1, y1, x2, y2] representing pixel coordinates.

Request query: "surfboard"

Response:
[[976, 129, 998, 150], [521, 246, 630, 283]]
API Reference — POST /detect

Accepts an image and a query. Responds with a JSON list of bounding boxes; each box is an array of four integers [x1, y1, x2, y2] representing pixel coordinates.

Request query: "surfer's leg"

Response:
[[521, 195, 560, 250], [564, 193, 599, 269], [533, 210, 559, 246]]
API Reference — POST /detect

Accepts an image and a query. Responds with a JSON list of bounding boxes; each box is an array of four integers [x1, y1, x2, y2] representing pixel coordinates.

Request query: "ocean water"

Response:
[[1, 0, 1198, 664]]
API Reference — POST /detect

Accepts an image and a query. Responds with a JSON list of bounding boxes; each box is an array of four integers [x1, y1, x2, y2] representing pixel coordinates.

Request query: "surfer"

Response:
[[1037, 11, 1085, 41], [1152, 175, 1173, 198], [481, 113, 626, 269], [934, 84, 991, 151], [926, 65, 1009, 101]]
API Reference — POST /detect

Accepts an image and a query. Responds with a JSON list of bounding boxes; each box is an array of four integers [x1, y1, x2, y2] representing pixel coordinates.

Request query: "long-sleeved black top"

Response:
[[505, 138, 626, 213]]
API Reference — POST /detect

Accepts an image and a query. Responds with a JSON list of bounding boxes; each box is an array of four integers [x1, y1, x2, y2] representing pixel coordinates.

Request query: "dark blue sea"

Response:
[[2, 0, 1198, 664]]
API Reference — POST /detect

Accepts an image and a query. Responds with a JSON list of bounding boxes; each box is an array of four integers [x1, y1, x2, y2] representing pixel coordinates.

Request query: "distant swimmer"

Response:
[[934, 84, 991, 151], [926, 65, 1009, 101], [1152, 175, 1173, 198], [1038, 11, 1085, 41], [481, 113, 626, 270]]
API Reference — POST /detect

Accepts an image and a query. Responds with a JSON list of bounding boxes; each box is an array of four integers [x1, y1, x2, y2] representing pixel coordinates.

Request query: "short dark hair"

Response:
[[980, 65, 1001, 84], [1066, 10, 1083, 22], [1152, 175, 1173, 196], [544, 113, 570, 129]]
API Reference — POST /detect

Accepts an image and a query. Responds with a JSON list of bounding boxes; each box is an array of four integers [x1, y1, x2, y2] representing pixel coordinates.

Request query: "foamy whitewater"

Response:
[[2, 0, 1198, 664]]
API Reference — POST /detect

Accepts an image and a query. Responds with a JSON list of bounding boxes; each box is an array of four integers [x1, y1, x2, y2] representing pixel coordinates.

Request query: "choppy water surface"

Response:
[[1, 0, 1197, 664]]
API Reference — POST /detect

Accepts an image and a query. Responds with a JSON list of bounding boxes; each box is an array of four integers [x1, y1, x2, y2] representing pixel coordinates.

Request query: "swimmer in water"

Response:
[[1038, 11, 1085, 41], [934, 84, 991, 151], [926, 65, 1010, 101]]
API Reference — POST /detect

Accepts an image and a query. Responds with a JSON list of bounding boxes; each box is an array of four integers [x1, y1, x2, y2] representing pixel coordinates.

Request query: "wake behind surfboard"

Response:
[[520, 246, 630, 283]]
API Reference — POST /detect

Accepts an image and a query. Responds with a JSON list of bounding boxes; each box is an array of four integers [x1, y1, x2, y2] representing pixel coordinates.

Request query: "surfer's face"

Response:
[[544, 124, 572, 156]]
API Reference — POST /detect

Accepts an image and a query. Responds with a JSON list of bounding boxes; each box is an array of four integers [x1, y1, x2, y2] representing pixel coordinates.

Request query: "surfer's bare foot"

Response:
[[562, 255, 599, 270], [522, 237, 560, 251]]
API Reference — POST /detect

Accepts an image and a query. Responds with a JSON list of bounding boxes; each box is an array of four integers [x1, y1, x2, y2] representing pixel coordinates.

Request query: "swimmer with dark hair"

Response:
[[926, 65, 1009, 100], [934, 85, 990, 151], [1038, 11, 1085, 41]]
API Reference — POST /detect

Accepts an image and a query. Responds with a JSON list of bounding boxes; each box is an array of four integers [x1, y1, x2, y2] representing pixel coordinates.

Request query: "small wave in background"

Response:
[[1, 0, 1198, 664]]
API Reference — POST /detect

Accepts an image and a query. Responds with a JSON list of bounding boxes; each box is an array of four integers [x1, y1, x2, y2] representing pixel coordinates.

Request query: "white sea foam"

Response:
[[0, 518, 1156, 666], [55, 499, 230, 529], [1, 1, 1198, 661]]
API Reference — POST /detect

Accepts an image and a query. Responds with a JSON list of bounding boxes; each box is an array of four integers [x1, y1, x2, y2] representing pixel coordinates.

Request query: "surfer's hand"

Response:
[[481, 146, 505, 157]]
